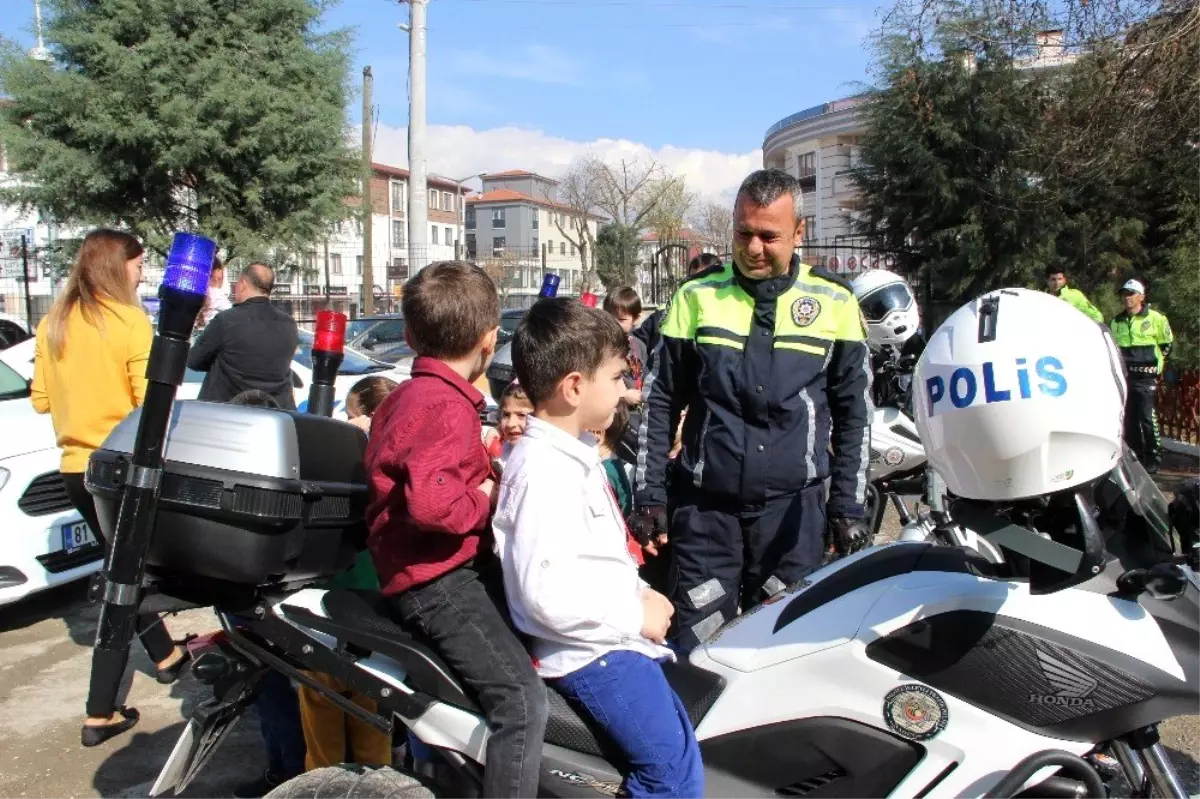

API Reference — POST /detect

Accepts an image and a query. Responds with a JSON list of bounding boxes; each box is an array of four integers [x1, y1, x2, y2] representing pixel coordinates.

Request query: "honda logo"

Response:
[[1028, 648, 1098, 708]]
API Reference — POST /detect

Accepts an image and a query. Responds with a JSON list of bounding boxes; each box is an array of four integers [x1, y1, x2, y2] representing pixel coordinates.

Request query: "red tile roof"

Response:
[[467, 188, 605, 220], [485, 169, 547, 179], [371, 162, 468, 192]]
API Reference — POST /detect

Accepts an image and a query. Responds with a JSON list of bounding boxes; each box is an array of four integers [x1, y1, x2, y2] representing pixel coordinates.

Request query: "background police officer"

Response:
[[634, 169, 872, 653], [1045, 266, 1103, 323], [1110, 278, 1173, 472]]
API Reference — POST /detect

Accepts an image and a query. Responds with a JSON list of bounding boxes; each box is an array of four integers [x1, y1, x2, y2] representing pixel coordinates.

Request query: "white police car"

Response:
[[0, 355, 100, 607]]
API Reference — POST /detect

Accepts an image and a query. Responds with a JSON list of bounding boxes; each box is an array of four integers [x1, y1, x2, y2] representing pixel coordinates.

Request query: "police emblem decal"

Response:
[[883, 447, 905, 466], [883, 684, 948, 741], [792, 297, 821, 327]]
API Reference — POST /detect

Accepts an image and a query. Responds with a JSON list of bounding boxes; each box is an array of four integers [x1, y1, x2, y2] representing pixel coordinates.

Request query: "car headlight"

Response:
[[0, 466, 9, 493]]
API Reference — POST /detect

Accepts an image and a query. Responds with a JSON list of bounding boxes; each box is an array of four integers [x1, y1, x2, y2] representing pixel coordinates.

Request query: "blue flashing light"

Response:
[[163, 232, 217, 296], [539, 273, 560, 299]]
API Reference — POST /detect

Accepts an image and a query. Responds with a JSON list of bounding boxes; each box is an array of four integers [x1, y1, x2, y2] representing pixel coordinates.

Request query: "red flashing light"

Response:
[[314, 311, 347, 354]]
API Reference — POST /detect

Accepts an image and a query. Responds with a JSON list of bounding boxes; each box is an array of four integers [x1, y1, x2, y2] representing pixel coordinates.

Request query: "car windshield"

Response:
[[0, 358, 28, 400], [295, 331, 392, 375], [345, 318, 388, 340]]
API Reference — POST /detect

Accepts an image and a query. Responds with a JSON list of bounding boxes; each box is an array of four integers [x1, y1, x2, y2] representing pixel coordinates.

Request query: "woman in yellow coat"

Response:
[[32, 229, 188, 747]]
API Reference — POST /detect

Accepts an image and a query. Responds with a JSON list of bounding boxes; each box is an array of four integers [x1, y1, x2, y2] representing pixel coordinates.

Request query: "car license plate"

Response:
[[61, 520, 98, 554]]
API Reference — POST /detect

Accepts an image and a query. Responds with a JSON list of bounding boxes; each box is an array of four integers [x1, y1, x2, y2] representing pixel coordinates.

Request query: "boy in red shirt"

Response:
[[365, 261, 548, 797]]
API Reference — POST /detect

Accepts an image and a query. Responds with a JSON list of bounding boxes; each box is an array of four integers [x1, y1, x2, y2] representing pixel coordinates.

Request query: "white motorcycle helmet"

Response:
[[851, 269, 920, 349], [915, 288, 1127, 501]]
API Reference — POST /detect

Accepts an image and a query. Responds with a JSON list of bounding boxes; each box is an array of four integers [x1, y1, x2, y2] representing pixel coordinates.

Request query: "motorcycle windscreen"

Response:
[[1093, 447, 1178, 569]]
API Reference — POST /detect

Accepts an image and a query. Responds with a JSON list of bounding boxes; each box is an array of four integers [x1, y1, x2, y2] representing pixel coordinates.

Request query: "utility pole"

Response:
[[402, 0, 429, 274], [361, 66, 374, 316]]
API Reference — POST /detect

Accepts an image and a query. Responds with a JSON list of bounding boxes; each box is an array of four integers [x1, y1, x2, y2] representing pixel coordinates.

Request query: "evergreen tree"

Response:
[[0, 0, 357, 260]]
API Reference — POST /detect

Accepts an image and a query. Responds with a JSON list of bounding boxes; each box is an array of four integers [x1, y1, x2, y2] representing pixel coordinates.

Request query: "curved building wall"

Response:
[[762, 97, 868, 257]]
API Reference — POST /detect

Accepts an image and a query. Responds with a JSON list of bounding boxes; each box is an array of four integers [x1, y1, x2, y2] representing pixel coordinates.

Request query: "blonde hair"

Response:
[[45, 229, 144, 358]]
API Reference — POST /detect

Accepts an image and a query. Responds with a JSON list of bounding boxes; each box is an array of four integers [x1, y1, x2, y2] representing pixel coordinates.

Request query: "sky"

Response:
[[0, 0, 886, 201]]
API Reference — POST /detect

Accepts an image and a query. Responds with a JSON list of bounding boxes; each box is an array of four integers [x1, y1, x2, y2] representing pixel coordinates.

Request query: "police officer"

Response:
[[1045, 266, 1103, 323], [1110, 278, 1173, 472], [633, 169, 872, 653]]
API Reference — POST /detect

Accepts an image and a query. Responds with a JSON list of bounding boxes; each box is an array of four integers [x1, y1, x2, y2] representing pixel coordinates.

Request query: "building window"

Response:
[[570, 243, 576, 256], [443, 191, 453, 211], [802, 215, 816, 242], [532, 213, 539, 230], [466, 234, 477, 258], [392, 219, 406, 247], [331, 253, 343, 275], [428, 189, 440, 210], [492, 207, 506, 228], [431, 226, 439, 245], [445, 226, 453, 246], [492, 236, 506, 256], [560, 242, 566, 256], [356, 255, 363, 276], [798, 152, 816, 178], [531, 235, 539, 251], [391, 181, 405, 213], [546, 240, 552, 255], [465, 206, 476, 229], [303, 251, 317, 271]]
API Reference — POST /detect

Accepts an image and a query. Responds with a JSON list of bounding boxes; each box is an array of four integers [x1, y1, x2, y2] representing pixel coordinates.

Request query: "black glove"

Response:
[[631, 505, 669, 547], [829, 516, 871, 556]]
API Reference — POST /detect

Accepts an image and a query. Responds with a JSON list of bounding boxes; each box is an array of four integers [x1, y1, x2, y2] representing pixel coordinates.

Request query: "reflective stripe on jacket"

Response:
[[1110, 306, 1173, 375], [635, 256, 872, 518]]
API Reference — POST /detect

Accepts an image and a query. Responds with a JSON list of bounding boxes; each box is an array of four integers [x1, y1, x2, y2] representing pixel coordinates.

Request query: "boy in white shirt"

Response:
[[492, 298, 704, 798]]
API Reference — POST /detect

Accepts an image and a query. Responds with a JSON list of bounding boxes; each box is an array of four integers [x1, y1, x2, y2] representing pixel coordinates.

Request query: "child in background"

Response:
[[365, 261, 547, 798], [345, 376, 399, 433], [494, 298, 703, 799], [602, 287, 649, 467], [296, 376, 399, 772], [484, 381, 535, 475], [594, 401, 634, 521]]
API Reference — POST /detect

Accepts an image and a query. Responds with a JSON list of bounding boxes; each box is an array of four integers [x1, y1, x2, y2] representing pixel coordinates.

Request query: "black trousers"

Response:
[[62, 472, 176, 716], [667, 482, 826, 653], [1124, 378, 1162, 467], [388, 563, 548, 798]]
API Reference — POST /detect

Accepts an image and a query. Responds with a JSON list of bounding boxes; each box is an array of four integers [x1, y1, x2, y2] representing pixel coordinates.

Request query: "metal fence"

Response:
[[1160, 369, 1200, 445], [0, 227, 51, 334]]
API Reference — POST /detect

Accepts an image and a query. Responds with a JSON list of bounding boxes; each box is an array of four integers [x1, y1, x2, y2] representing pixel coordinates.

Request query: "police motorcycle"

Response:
[[851, 270, 930, 539], [86, 264, 1197, 799]]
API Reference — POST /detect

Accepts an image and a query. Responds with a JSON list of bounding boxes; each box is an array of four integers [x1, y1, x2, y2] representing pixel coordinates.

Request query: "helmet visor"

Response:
[[859, 283, 914, 322]]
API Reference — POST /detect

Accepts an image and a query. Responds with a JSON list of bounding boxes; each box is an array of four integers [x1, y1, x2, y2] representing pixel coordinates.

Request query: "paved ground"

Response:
[[0, 477, 1196, 797]]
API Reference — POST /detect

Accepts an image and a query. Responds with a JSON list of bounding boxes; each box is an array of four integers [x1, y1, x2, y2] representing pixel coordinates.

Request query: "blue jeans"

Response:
[[552, 651, 704, 798], [227, 614, 307, 779]]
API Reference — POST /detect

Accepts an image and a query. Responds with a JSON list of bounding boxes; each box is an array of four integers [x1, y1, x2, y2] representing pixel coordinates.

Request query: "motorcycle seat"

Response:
[[283, 588, 478, 712], [285, 589, 727, 758]]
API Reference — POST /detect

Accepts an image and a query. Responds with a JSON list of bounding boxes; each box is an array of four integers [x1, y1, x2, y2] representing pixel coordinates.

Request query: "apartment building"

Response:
[[761, 31, 1080, 276], [283, 163, 469, 316], [465, 170, 602, 307]]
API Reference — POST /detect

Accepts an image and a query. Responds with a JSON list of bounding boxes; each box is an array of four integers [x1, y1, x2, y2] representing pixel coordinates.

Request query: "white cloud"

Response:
[[369, 123, 762, 203]]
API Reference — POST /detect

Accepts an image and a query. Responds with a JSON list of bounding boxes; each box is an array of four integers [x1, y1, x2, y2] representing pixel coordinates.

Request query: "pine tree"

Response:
[[0, 0, 357, 260]]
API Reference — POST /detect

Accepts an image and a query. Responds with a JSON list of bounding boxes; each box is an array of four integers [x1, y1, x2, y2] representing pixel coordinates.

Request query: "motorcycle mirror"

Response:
[[1117, 562, 1190, 601]]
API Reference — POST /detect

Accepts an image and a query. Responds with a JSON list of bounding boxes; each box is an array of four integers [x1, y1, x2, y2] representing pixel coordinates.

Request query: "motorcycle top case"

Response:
[[86, 400, 368, 587]]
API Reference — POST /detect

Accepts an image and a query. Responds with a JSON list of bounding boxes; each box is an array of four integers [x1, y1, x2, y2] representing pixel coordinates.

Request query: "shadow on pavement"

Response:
[[93, 665, 267, 798]]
